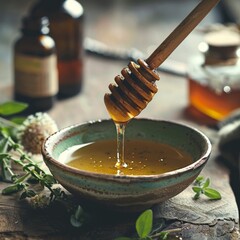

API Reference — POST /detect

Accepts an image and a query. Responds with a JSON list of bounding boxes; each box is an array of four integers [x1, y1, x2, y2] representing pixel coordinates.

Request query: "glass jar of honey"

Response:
[[188, 27, 240, 121]]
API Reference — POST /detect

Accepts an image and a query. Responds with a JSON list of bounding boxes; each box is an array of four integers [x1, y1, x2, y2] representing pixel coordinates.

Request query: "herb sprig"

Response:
[[192, 176, 221, 200], [0, 101, 65, 202], [115, 176, 222, 240]]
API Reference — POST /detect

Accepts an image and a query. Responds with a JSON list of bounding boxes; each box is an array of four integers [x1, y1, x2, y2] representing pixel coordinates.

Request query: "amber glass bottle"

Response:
[[14, 16, 58, 113], [30, 0, 84, 98]]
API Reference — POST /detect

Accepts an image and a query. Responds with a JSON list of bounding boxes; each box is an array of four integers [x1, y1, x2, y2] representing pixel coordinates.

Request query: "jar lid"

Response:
[[199, 28, 240, 66]]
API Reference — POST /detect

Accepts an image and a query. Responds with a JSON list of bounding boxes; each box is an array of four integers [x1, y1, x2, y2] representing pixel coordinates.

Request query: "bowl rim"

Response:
[[42, 118, 212, 181]]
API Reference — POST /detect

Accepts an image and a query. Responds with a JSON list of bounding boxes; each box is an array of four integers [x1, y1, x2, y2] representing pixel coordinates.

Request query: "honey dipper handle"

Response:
[[145, 0, 220, 70]]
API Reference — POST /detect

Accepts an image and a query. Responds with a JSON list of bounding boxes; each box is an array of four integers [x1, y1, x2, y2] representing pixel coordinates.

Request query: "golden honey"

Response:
[[189, 78, 240, 120], [59, 139, 193, 176]]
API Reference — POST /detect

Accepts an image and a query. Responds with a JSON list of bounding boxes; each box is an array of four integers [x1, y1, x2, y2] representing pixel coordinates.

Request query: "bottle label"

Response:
[[14, 54, 58, 97]]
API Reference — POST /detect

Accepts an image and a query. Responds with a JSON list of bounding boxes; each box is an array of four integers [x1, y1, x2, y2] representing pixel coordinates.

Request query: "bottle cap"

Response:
[[199, 28, 240, 65]]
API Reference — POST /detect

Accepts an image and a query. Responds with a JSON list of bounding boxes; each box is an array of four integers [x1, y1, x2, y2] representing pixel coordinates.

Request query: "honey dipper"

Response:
[[104, 0, 220, 123]]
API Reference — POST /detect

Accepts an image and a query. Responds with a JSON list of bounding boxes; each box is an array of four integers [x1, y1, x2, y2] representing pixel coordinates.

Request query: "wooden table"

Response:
[[0, 0, 239, 239]]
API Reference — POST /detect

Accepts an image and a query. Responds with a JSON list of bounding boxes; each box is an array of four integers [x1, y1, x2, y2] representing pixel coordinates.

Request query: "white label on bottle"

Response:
[[14, 54, 58, 97]]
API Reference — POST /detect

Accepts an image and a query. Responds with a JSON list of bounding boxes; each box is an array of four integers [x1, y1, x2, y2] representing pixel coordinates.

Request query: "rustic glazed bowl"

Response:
[[42, 118, 211, 212]]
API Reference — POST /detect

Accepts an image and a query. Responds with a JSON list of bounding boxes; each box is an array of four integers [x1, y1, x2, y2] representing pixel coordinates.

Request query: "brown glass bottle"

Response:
[[30, 0, 84, 98], [14, 16, 58, 114]]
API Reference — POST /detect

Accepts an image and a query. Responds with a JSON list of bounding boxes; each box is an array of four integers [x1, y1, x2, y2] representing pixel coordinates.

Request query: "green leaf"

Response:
[[136, 209, 153, 238], [20, 189, 36, 199], [0, 127, 11, 138], [20, 191, 28, 200], [2, 184, 23, 195], [0, 153, 9, 158], [203, 178, 210, 188], [194, 176, 204, 185], [204, 188, 221, 200], [0, 101, 28, 116], [26, 189, 36, 197], [43, 174, 57, 186], [192, 186, 202, 193], [10, 117, 26, 125], [196, 176, 204, 182], [144, 237, 152, 240]]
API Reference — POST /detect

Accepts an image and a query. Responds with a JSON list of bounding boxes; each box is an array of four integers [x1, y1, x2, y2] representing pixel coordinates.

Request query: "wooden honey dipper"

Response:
[[104, 0, 220, 123]]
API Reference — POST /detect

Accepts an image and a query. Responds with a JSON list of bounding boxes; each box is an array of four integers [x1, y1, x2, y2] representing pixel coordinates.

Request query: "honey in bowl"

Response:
[[42, 119, 211, 210], [59, 139, 193, 175]]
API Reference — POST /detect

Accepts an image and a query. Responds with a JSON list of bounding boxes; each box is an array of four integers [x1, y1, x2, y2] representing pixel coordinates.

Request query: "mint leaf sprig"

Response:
[[116, 177, 221, 240], [192, 176, 221, 200], [115, 209, 181, 240]]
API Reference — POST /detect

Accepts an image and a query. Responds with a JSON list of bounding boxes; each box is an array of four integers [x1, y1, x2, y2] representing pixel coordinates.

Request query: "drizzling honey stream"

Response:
[[104, 0, 220, 170]]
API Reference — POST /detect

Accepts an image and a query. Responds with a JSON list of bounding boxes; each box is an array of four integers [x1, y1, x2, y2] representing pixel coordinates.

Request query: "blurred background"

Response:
[[0, 0, 238, 88], [0, 0, 239, 127]]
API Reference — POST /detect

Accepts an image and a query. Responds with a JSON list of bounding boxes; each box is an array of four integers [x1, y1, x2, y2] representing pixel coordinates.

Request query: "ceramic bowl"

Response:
[[42, 118, 211, 212]]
